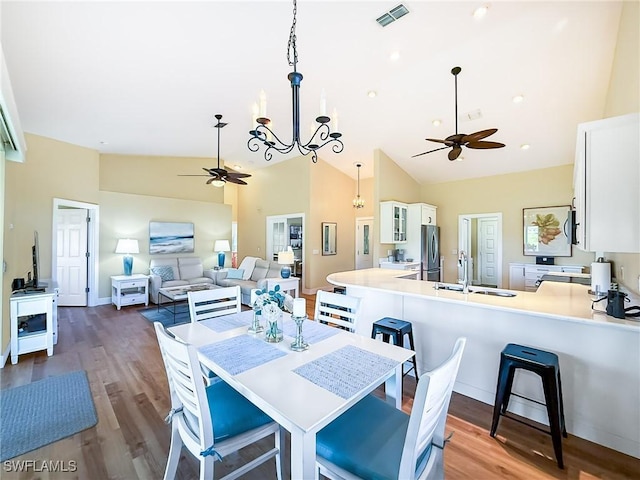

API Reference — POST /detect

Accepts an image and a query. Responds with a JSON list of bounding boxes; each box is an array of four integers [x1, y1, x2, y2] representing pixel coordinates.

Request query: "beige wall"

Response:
[[100, 153, 225, 204], [237, 155, 359, 292], [602, 0, 640, 295], [374, 149, 422, 262], [424, 165, 595, 284], [3, 133, 99, 354], [98, 191, 231, 298]]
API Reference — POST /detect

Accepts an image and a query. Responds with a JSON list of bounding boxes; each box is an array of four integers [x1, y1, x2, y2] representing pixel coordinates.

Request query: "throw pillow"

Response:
[[150, 265, 174, 281], [226, 268, 244, 280]]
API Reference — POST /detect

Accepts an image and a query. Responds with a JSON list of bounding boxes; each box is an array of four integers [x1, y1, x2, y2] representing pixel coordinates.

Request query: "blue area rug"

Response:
[[0, 370, 98, 461], [139, 303, 190, 327]]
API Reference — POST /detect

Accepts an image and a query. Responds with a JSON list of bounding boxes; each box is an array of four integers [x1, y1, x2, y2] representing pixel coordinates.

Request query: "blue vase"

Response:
[[218, 251, 225, 268], [281, 266, 291, 278], [123, 255, 133, 276]]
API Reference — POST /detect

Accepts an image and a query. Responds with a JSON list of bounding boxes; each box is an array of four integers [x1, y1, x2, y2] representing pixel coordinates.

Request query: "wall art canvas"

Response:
[[523, 205, 571, 257], [149, 221, 194, 254]]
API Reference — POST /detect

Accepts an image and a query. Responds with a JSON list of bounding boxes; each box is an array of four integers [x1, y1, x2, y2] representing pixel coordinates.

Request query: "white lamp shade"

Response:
[[278, 250, 295, 265], [115, 238, 139, 254], [214, 240, 231, 252]]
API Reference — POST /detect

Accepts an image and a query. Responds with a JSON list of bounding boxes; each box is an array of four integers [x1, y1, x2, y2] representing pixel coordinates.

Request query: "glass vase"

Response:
[[264, 308, 283, 343]]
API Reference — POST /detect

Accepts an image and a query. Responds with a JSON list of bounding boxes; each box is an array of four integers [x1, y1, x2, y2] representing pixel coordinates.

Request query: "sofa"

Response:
[[148, 256, 217, 304], [215, 256, 283, 305]]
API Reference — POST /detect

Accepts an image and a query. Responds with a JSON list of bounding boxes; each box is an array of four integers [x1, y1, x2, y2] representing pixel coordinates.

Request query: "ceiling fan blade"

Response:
[[461, 128, 498, 143], [178, 174, 212, 177], [448, 146, 462, 161], [425, 138, 450, 145], [411, 146, 450, 158], [466, 141, 506, 149], [227, 172, 252, 179], [225, 177, 248, 185]]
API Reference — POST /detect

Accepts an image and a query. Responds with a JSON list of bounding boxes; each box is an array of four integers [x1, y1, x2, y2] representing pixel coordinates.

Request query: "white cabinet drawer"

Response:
[[119, 280, 146, 289], [120, 294, 146, 305]]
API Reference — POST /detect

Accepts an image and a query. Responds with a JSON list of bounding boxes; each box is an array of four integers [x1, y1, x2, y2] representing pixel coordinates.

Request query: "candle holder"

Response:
[[290, 314, 309, 352], [248, 305, 264, 334]]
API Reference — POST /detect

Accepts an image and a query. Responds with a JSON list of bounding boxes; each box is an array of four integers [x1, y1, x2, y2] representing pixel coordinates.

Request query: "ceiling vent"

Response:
[[376, 4, 409, 27]]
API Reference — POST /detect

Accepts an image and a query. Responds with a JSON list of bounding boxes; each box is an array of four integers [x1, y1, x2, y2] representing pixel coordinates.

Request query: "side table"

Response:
[[267, 277, 300, 298], [111, 274, 149, 310]]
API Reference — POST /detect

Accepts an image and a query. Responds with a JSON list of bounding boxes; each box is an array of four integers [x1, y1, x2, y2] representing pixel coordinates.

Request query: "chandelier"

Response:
[[247, 0, 344, 163], [353, 163, 365, 209]]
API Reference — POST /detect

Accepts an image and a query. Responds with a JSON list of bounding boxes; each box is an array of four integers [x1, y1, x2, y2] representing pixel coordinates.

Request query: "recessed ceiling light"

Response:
[[473, 5, 489, 19], [233, 164, 243, 170], [367, 90, 377, 98], [99, 141, 108, 145], [432, 119, 441, 127], [512, 94, 525, 104], [389, 51, 400, 61], [520, 144, 530, 150]]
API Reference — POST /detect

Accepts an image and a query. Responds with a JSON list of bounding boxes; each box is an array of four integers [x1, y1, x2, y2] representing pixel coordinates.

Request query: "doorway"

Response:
[[56, 207, 89, 306], [52, 198, 100, 307], [355, 216, 373, 269], [266, 213, 305, 280], [458, 213, 502, 288]]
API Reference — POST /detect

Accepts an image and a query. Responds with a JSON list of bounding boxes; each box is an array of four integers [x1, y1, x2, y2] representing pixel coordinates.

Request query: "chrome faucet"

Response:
[[458, 250, 469, 294]]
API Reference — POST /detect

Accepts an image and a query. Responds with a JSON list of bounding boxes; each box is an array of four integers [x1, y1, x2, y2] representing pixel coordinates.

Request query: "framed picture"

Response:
[[149, 221, 194, 254], [322, 222, 337, 255], [523, 205, 571, 257]]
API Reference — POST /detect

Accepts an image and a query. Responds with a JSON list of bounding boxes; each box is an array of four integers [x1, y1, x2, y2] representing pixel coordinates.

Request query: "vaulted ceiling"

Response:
[[1, 1, 625, 183]]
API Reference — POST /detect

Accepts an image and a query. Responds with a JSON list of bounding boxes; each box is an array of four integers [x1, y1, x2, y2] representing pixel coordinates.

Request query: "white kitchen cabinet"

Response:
[[380, 201, 408, 244], [402, 203, 439, 263], [509, 263, 585, 291], [574, 113, 639, 253], [421, 204, 437, 226]]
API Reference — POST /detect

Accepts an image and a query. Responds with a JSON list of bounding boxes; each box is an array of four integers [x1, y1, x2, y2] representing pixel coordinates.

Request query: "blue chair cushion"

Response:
[[317, 394, 431, 480], [206, 381, 273, 442]]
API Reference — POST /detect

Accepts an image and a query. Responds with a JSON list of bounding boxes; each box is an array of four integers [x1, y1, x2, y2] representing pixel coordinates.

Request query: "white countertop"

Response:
[[327, 268, 639, 331]]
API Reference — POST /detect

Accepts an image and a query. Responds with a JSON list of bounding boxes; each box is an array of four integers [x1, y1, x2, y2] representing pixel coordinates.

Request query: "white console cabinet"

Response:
[[111, 274, 149, 310], [380, 201, 408, 244], [509, 263, 584, 291], [10, 289, 57, 365], [574, 113, 639, 252]]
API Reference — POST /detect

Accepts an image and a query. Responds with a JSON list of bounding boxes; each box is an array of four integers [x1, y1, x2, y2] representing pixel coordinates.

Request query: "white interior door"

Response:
[[355, 217, 373, 269], [478, 217, 499, 287], [266, 218, 287, 261], [56, 208, 88, 306]]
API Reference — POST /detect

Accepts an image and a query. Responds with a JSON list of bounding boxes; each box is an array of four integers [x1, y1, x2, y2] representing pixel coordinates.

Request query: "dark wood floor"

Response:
[[1, 295, 638, 480]]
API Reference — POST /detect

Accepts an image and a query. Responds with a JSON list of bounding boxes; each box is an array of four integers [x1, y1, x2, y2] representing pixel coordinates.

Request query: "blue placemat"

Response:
[[200, 312, 252, 333], [293, 345, 399, 399], [198, 335, 287, 375], [283, 319, 340, 344]]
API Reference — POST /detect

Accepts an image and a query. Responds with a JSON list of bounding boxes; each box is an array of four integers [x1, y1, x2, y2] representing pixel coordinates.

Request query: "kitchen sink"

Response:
[[471, 289, 517, 297], [433, 283, 464, 292]]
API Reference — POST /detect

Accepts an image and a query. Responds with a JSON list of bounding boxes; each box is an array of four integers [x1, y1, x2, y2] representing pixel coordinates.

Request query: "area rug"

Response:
[[0, 370, 98, 461], [139, 304, 190, 327]]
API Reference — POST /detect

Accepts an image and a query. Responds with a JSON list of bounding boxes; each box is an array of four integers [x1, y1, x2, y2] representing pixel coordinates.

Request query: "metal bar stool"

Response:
[[371, 317, 419, 382], [490, 343, 567, 469]]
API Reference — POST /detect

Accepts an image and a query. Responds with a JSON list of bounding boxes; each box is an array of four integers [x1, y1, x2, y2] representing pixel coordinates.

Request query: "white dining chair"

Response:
[[314, 290, 362, 333], [153, 322, 283, 480], [316, 337, 467, 480], [188, 285, 241, 323]]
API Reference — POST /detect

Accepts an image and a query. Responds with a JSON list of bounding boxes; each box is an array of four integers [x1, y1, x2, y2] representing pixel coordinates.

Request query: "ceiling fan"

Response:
[[179, 114, 251, 186], [413, 66, 505, 161]]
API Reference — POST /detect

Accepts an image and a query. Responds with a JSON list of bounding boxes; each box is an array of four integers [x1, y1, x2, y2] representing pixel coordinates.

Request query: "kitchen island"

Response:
[[327, 268, 640, 458]]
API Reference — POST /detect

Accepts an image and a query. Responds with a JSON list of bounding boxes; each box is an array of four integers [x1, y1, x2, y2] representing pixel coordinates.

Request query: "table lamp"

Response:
[[278, 247, 295, 278], [115, 238, 139, 276], [214, 240, 231, 269]]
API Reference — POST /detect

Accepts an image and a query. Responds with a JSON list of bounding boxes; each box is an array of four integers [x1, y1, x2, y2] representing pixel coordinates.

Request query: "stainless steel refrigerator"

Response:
[[421, 225, 440, 281]]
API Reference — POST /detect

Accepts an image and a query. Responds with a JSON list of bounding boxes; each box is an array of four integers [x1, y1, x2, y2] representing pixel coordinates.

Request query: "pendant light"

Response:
[[353, 163, 365, 209]]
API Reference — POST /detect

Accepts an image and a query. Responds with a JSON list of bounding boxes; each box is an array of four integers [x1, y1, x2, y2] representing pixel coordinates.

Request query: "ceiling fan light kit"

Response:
[[413, 66, 505, 161], [178, 114, 251, 187], [247, 0, 344, 163]]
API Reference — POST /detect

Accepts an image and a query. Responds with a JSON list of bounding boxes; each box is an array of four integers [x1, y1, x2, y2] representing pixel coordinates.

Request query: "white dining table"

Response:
[[168, 310, 414, 480]]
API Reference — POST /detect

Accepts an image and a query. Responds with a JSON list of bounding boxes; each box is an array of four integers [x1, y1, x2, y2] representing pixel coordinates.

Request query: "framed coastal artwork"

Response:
[[523, 205, 571, 257], [149, 221, 194, 254]]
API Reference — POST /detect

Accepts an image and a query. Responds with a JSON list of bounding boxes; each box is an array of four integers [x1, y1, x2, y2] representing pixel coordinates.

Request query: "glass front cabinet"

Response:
[[380, 201, 408, 243]]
